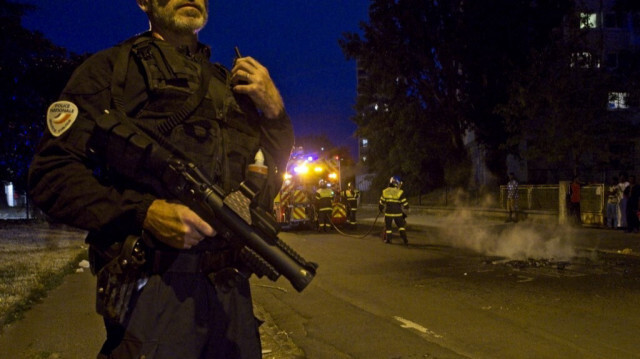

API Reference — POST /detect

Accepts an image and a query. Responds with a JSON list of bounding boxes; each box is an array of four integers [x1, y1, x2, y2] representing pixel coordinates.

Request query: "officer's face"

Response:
[[140, 0, 209, 35]]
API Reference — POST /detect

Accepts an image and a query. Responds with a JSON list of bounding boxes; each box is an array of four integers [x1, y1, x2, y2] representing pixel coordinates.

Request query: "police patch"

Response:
[[47, 101, 78, 137]]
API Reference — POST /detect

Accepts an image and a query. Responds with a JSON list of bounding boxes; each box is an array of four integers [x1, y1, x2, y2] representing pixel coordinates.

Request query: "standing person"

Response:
[[27, 0, 294, 358], [620, 186, 630, 231], [379, 176, 410, 244], [505, 172, 519, 223], [617, 173, 630, 229], [341, 182, 360, 228], [315, 179, 335, 232], [568, 175, 583, 226], [626, 175, 640, 233], [606, 176, 620, 229]]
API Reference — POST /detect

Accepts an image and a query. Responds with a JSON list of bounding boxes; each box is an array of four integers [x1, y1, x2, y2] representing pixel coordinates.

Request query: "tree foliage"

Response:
[[295, 133, 355, 166], [339, 0, 572, 194], [0, 0, 85, 190]]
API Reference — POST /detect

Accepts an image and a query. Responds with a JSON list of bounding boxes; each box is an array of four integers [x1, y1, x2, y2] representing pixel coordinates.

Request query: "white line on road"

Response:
[[516, 275, 534, 283], [394, 316, 443, 338]]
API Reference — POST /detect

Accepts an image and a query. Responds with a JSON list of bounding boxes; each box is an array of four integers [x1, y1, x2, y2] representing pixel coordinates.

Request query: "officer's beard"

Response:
[[148, 3, 208, 36]]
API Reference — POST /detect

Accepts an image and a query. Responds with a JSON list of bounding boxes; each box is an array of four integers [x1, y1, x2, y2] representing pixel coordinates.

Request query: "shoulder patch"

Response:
[[47, 101, 79, 137]]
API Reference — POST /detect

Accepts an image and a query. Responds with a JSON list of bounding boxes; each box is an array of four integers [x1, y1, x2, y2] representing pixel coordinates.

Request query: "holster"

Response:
[[93, 235, 148, 326]]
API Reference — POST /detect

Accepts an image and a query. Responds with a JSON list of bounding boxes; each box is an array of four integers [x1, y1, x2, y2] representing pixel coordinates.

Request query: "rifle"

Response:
[[89, 110, 318, 292]]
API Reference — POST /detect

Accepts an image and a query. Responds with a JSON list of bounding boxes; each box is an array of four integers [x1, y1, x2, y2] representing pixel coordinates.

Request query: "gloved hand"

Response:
[[143, 199, 216, 249]]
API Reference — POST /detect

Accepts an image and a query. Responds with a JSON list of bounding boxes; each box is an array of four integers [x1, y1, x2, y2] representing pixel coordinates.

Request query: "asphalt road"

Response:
[[1, 212, 639, 358], [251, 219, 640, 359]]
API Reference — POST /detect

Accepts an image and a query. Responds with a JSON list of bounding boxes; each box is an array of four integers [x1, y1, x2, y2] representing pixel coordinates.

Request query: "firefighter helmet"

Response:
[[319, 179, 326, 188], [389, 176, 402, 187]]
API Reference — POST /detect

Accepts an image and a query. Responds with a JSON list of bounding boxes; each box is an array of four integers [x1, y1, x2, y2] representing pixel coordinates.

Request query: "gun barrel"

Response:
[[201, 185, 317, 292]]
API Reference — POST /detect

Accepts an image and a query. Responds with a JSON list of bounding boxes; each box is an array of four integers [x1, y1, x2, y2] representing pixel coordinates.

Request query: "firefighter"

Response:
[[379, 176, 409, 244], [341, 182, 360, 227], [315, 179, 335, 232]]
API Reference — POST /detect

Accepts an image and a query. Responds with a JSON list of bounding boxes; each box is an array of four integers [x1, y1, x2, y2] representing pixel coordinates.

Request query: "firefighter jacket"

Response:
[[315, 188, 335, 212], [379, 186, 409, 217], [27, 32, 294, 249], [341, 188, 360, 209]]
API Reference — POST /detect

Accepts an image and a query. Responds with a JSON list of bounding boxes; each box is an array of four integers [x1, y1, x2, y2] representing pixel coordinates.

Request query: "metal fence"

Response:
[[499, 183, 606, 225]]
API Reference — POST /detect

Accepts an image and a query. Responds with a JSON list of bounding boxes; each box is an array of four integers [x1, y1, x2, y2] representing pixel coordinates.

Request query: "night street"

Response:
[[252, 216, 640, 359], [4, 0, 640, 358]]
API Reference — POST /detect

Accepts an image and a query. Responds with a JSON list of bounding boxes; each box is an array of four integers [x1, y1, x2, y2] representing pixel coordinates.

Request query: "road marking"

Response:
[[517, 275, 534, 283], [394, 316, 443, 338]]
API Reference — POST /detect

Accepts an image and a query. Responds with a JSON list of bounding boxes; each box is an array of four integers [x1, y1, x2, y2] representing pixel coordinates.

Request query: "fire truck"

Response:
[[273, 147, 347, 230]]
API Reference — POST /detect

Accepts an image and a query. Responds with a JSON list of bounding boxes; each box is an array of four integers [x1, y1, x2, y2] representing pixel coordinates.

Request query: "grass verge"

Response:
[[0, 221, 87, 331]]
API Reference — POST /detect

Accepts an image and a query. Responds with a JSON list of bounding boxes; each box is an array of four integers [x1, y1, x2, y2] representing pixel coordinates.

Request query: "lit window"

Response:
[[608, 92, 629, 110], [580, 13, 597, 29], [362, 138, 368, 147], [362, 156, 367, 162]]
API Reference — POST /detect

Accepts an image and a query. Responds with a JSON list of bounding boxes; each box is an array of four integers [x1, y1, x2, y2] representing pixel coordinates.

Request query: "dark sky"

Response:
[[20, 1, 370, 157]]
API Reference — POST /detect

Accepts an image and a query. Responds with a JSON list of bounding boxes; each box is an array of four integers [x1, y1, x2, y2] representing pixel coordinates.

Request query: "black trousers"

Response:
[[384, 216, 407, 235], [98, 269, 260, 359], [317, 209, 332, 229]]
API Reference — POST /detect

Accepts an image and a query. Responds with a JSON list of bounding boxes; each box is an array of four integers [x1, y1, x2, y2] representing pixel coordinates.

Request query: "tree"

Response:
[[340, 0, 471, 194], [339, 0, 572, 193], [0, 0, 85, 191], [295, 133, 355, 165]]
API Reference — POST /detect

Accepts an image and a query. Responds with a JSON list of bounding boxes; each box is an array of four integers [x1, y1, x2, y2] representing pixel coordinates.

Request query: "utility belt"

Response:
[[150, 246, 237, 275], [89, 234, 237, 274]]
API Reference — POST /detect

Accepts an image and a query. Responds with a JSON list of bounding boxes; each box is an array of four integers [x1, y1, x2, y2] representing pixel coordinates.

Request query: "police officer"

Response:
[[27, 0, 293, 358], [315, 179, 335, 232], [379, 176, 409, 244], [341, 182, 360, 227]]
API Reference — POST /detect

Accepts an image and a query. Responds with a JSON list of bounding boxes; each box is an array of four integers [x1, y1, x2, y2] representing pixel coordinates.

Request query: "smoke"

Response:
[[440, 208, 577, 261]]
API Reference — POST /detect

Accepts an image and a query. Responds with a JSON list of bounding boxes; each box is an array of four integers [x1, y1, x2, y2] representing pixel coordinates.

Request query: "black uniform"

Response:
[[28, 33, 293, 359]]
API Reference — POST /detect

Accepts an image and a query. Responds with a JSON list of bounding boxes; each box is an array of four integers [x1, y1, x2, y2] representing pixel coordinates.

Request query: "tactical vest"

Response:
[[110, 34, 265, 197]]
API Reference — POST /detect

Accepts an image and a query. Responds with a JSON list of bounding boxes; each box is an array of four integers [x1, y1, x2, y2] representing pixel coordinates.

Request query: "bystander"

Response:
[[505, 172, 519, 223], [606, 176, 620, 229]]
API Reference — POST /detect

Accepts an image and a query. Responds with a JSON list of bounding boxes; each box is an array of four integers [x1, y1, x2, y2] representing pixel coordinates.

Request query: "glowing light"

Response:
[[294, 165, 309, 175], [328, 172, 337, 179], [314, 166, 323, 173], [283, 173, 292, 180]]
